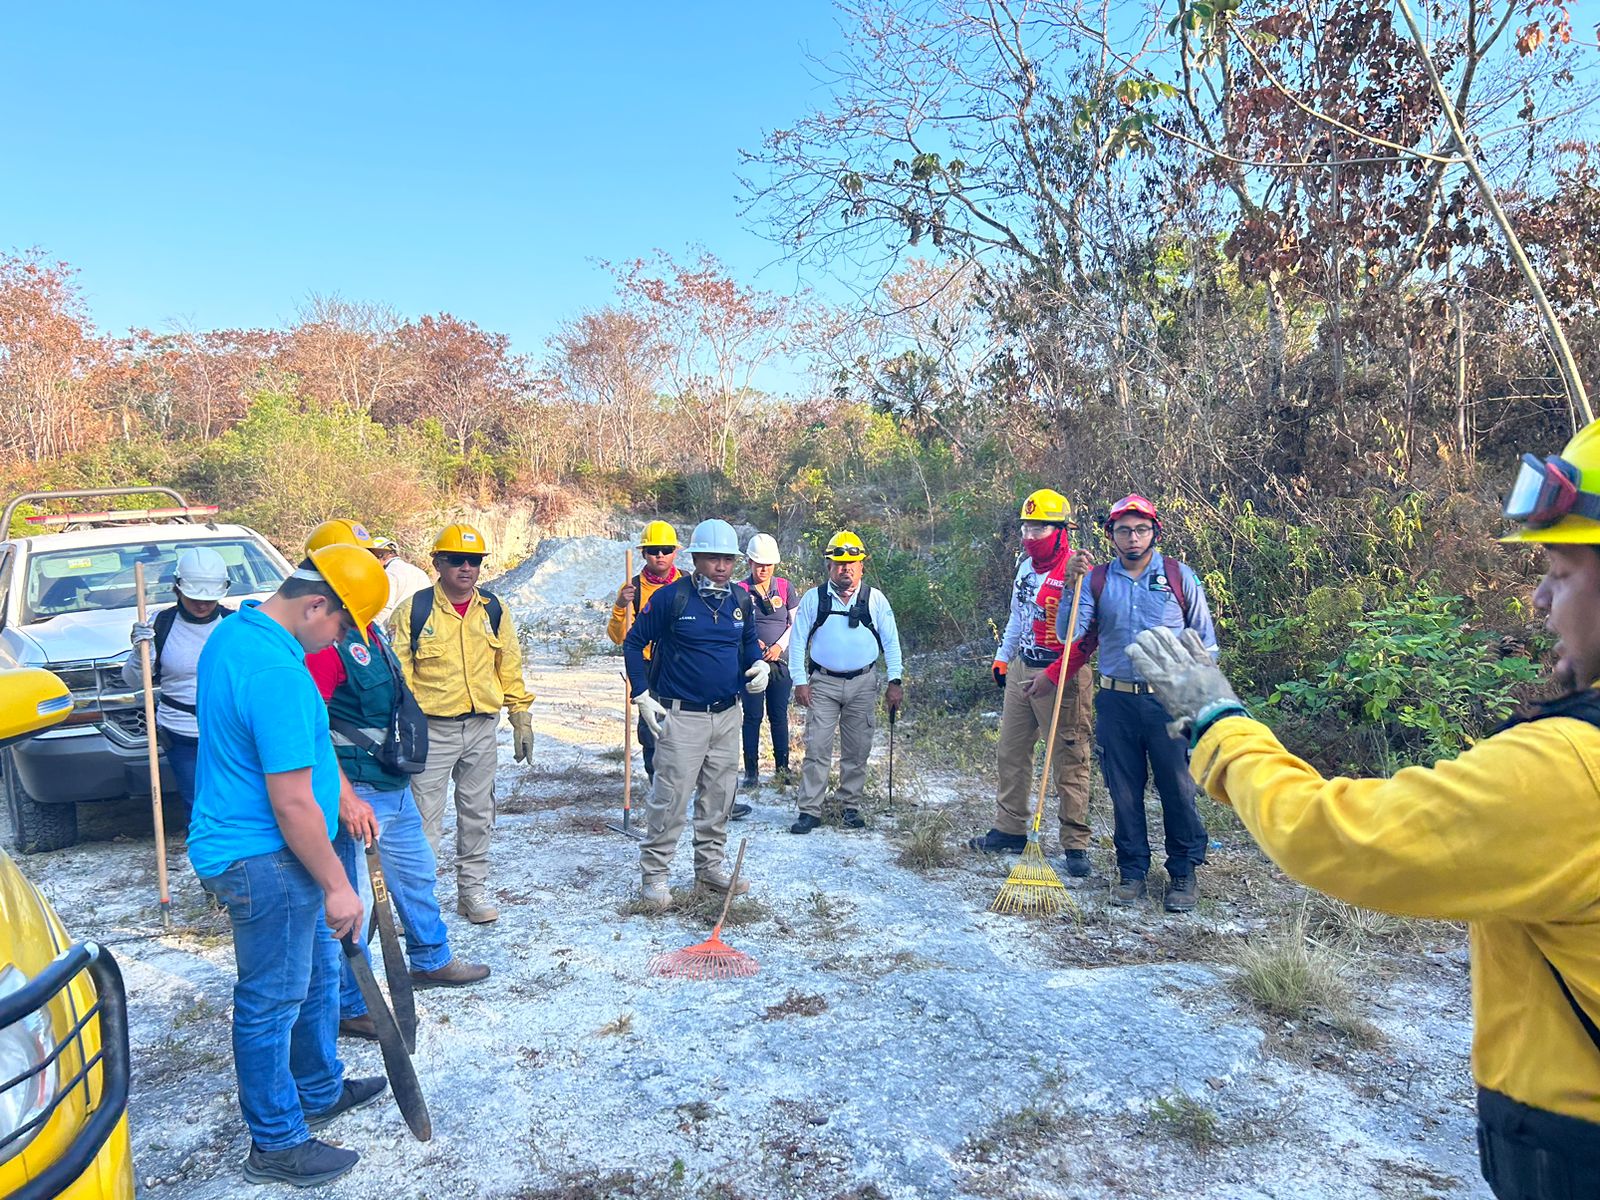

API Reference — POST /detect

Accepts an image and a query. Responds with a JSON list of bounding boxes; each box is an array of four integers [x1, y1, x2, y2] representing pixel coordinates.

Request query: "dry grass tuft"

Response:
[[896, 811, 956, 870], [762, 990, 830, 1020], [595, 1012, 634, 1037], [1148, 1091, 1223, 1149], [1233, 918, 1350, 1020]]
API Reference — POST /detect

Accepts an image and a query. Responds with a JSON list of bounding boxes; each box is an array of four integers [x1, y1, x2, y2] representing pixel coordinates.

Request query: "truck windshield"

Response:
[[22, 539, 286, 623]]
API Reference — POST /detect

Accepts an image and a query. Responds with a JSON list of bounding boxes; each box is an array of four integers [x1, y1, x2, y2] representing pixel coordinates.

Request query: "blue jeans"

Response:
[[156, 727, 196, 821], [741, 661, 792, 773], [1094, 689, 1208, 880], [198, 848, 344, 1151], [333, 782, 452, 1018]]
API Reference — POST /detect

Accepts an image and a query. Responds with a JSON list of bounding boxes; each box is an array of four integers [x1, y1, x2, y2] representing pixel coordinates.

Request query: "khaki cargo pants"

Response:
[[797, 667, 878, 818], [414, 714, 499, 898], [640, 702, 741, 884], [993, 659, 1093, 850]]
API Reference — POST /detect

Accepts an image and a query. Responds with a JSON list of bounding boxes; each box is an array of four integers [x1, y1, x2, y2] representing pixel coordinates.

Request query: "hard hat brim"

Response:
[[1499, 515, 1600, 545]]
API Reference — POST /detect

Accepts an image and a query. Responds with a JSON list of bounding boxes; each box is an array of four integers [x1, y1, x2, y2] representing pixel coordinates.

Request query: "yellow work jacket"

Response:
[[388, 584, 534, 719], [606, 568, 681, 657], [1192, 710, 1600, 1124]]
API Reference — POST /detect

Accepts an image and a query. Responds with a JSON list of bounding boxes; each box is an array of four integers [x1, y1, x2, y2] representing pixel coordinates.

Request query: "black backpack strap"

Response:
[[1545, 955, 1600, 1058], [480, 587, 504, 635], [408, 589, 433, 656], [1162, 557, 1192, 626], [150, 605, 180, 683], [646, 578, 694, 691]]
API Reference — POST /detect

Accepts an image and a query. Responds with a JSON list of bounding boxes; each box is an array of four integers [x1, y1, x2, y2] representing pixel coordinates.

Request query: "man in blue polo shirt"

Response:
[[1057, 494, 1218, 913], [625, 518, 767, 909], [188, 543, 391, 1188]]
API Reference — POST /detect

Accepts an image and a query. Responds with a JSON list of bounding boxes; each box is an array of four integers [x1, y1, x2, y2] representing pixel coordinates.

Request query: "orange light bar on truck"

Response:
[[23, 506, 219, 526]]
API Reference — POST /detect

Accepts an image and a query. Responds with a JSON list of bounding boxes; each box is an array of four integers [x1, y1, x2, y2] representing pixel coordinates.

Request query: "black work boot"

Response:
[[790, 813, 822, 835], [731, 802, 753, 820], [1111, 875, 1148, 905], [1061, 849, 1092, 878], [244, 1139, 359, 1187], [305, 1076, 388, 1132], [839, 808, 866, 830], [967, 828, 1027, 855], [741, 768, 759, 791], [1165, 874, 1199, 913]]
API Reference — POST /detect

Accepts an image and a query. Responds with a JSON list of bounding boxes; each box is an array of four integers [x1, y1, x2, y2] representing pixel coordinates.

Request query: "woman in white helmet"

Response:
[[736, 533, 794, 789], [121, 546, 235, 822]]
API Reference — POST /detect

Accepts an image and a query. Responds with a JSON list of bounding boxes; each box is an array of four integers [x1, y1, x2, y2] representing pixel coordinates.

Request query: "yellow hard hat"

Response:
[[639, 520, 680, 549], [306, 518, 376, 553], [1501, 420, 1600, 544], [824, 530, 867, 562], [304, 543, 389, 643], [433, 523, 489, 556], [1020, 489, 1070, 524]]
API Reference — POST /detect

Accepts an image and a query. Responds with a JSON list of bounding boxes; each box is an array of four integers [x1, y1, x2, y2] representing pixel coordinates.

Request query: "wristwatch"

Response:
[[888, 678, 903, 686]]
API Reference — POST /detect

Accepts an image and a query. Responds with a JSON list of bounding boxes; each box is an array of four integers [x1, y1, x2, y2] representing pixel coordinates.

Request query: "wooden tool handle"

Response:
[[134, 563, 171, 919], [1032, 570, 1087, 832], [622, 548, 633, 812], [712, 837, 748, 933]]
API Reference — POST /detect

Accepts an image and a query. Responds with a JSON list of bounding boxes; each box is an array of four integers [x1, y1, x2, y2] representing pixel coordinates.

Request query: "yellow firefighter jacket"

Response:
[[606, 567, 681, 657], [1192, 709, 1600, 1124], [389, 584, 534, 719]]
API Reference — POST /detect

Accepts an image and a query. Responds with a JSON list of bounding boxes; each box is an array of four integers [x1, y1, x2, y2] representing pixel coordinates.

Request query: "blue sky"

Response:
[[0, 4, 846, 362]]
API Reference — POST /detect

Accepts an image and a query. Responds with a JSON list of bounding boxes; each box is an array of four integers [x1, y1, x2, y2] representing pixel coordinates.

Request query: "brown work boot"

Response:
[[1164, 874, 1199, 913], [696, 865, 751, 896], [337, 1014, 378, 1041], [639, 879, 672, 910], [456, 892, 500, 924], [410, 957, 491, 988], [1111, 875, 1148, 906]]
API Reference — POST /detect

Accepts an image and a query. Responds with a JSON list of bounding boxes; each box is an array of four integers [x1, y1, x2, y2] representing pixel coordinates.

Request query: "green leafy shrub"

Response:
[[1266, 589, 1540, 768]]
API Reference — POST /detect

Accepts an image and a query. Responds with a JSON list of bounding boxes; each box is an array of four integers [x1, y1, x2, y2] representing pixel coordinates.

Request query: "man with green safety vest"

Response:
[[1126, 420, 1600, 1200]]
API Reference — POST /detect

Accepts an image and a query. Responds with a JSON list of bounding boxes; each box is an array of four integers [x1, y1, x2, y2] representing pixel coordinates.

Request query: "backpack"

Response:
[[644, 577, 755, 692], [1074, 558, 1191, 662], [803, 584, 882, 662], [328, 631, 430, 776], [150, 602, 235, 696], [631, 568, 682, 615], [408, 586, 504, 656]]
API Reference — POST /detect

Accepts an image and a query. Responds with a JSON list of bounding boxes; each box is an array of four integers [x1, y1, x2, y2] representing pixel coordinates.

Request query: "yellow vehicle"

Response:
[[0, 667, 133, 1200]]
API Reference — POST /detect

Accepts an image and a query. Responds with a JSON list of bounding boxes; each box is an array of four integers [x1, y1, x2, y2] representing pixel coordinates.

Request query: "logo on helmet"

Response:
[[1023, 499, 1036, 515]]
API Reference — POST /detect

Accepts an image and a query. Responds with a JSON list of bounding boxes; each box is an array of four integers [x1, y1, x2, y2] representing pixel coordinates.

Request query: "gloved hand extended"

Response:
[[635, 690, 667, 736], [509, 710, 535, 764], [992, 660, 1007, 689], [130, 620, 155, 647], [744, 661, 771, 695], [1126, 627, 1246, 742]]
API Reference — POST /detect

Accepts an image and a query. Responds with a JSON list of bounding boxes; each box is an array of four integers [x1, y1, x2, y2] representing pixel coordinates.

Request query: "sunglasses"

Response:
[[1505, 454, 1600, 528], [642, 546, 675, 556], [437, 553, 484, 568]]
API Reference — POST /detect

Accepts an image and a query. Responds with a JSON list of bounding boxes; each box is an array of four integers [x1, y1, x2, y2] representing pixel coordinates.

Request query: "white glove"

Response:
[[635, 690, 667, 737], [744, 661, 771, 695], [1126, 627, 1243, 740], [130, 620, 155, 647]]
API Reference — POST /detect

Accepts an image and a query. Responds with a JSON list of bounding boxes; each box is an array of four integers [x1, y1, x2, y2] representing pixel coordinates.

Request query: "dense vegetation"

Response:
[[4, 1, 1593, 773]]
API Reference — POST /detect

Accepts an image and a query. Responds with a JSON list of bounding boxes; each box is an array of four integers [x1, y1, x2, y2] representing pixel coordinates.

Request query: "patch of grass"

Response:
[[896, 811, 955, 870], [616, 886, 771, 928], [806, 890, 849, 921], [562, 638, 598, 667], [676, 1099, 714, 1124], [595, 1012, 634, 1037], [170, 994, 216, 1028], [762, 990, 829, 1020], [1233, 919, 1350, 1021], [1307, 894, 1409, 951], [960, 1104, 1070, 1164], [1148, 1091, 1223, 1149]]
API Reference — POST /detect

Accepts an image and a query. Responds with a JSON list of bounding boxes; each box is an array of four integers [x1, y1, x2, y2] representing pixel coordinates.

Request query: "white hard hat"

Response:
[[174, 547, 230, 601], [746, 533, 780, 565], [683, 519, 740, 556]]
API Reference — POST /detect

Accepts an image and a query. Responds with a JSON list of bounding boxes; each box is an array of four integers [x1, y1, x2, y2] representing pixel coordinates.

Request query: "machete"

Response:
[[339, 932, 432, 1142], [365, 844, 418, 1052]]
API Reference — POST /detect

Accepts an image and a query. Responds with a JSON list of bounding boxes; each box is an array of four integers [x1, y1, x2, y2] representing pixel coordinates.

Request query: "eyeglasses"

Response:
[[1112, 524, 1156, 539], [437, 553, 483, 568], [1505, 453, 1600, 528], [642, 546, 675, 556]]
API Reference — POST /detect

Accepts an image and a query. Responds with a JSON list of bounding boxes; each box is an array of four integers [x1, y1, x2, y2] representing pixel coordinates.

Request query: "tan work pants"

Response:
[[414, 715, 499, 896], [994, 659, 1093, 850], [797, 667, 878, 818], [640, 703, 741, 883]]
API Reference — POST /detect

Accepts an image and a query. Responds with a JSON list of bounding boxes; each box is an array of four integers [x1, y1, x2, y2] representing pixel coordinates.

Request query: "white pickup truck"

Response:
[[0, 487, 292, 851]]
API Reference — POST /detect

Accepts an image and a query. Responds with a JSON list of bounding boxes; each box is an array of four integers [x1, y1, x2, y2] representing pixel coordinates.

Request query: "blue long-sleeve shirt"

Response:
[[1057, 551, 1216, 682], [624, 577, 759, 704], [788, 582, 904, 686]]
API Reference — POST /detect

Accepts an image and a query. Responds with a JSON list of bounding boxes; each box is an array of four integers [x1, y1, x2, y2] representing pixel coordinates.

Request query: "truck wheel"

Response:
[[4, 749, 78, 853]]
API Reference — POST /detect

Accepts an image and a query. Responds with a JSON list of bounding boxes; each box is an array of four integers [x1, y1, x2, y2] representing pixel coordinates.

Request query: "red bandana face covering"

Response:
[[1023, 530, 1065, 571]]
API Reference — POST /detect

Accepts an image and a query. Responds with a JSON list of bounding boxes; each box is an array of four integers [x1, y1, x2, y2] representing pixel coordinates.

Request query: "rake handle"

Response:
[[712, 837, 748, 935], [622, 548, 633, 816], [1031, 570, 1087, 835]]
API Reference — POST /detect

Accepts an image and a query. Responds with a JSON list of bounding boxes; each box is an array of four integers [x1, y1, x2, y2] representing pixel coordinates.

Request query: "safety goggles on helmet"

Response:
[[1504, 454, 1600, 529]]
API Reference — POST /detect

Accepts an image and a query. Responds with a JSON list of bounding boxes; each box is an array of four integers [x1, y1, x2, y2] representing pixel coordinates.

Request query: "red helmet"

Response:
[[1106, 493, 1161, 533]]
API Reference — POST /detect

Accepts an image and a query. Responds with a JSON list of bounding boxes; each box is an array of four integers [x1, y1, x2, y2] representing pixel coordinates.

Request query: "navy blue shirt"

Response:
[[624, 577, 759, 704]]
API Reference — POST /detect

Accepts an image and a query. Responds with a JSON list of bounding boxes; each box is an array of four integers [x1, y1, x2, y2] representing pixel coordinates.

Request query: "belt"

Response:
[[808, 663, 873, 681], [1020, 650, 1062, 668], [662, 696, 739, 714], [1098, 676, 1153, 695], [428, 712, 495, 721]]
